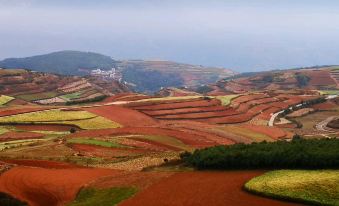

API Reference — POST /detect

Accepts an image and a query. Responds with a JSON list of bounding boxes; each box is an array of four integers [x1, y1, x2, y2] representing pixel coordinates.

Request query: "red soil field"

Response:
[[304, 70, 336, 86], [126, 97, 203, 108], [156, 109, 239, 120], [0, 107, 49, 117], [68, 127, 226, 148], [231, 94, 268, 106], [242, 125, 287, 139], [120, 171, 302, 206], [132, 99, 220, 111], [15, 124, 74, 131], [84, 105, 157, 127], [143, 106, 229, 116], [1, 159, 81, 169], [0, 166, 121, 206], [311, 101, 337, 110], [0, 132, 44, 142], [71, 144, 150, 157], [102, 93, 151, 102]]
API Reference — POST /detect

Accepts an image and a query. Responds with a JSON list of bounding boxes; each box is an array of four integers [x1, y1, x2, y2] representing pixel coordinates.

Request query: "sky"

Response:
[[1, 0, 339, 72]]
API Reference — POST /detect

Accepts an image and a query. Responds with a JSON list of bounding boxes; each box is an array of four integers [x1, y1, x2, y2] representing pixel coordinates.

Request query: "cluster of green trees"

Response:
[[295, 73, 310, 88], [181, 138, 339, 169], [65, 95, 107, 105]]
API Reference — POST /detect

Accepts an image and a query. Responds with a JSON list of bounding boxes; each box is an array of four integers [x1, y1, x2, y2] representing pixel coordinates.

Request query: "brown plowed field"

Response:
[[15, 124, 74, 131], [1, 159, 82, 169], [0, 166, 121, 206], [120, 171, 303, 206], [0, 107, 50, 117], [143, 106, 229, 116], [312, 102, 337, 110], [242, 125, 287, 139], [156, 109, 239, 120], [71, 144, 150, 157], [0, 132, 44, 142], [69, 127, 222, 148], [231, 94, 268, 106], [84, 105, 157, 127], [133, 99, 220, 111]]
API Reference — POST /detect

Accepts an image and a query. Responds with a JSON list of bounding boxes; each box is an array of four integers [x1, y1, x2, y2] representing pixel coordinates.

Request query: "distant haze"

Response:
[[1, 0, 339, 72]]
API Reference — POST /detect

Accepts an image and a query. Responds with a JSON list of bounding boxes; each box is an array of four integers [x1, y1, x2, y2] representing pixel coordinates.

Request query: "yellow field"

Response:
[[245, 170, 339, 205], [0, 95, 15, 106], [0, 109, 121, 129]]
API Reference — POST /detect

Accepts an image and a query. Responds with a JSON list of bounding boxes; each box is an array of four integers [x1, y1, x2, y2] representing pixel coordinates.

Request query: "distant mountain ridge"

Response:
[[0, 51, 115, 76], [0, 51, 235, 93]]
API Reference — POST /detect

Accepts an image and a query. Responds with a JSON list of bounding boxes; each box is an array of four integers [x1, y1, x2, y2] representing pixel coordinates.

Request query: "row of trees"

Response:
[[181, 138, 339, 169]]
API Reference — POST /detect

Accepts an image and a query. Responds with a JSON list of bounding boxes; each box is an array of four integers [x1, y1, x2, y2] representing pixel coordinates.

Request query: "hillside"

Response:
[[0, 51, 235, 93], [117, 60, 235, 92], [197, 66, 339, 95], [0, 68, 130, 105], [0, 51, 115, 76]]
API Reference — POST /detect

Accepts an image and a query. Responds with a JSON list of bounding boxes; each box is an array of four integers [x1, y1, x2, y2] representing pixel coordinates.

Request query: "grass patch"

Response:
[[60, 92, 83, 101], [0, 95, 15, 106], [68, 138, 124, 148], [0, 127, 9, 135], [319, 90, 339, 95], [244, 170, 339, 206], [16, 92, 58, 101], [214, 95, 239, 106], [68, 187, 137, 206]]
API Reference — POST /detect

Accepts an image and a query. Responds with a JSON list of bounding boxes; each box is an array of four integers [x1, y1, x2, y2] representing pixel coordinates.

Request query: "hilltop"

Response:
[[195, 66, 339, 95], [0, 51, 235, 93]]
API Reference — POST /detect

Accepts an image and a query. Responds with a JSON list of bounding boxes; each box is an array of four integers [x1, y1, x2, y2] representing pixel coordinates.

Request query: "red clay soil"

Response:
[[143, 105, 229, 116], [0, 107, 50, 117], [311, 102, 337, 110], [15, 124, 74, 131], [71, 143, 151, 157], [1, 159, 82, 169], [156, 109, 239, 120], [84, 105, 158, 127], [242, 125, 287, 139], [133, 99, 220, 111], [68, 127, 221, 148], [0, 131, 44, 142], [120, 171, 303, 206], [231, 94, 268, 106], [0, 166, 121, 206]]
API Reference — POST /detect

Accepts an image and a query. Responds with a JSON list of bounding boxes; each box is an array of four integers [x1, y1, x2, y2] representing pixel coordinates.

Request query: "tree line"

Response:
[[181, 138, 339, 170]]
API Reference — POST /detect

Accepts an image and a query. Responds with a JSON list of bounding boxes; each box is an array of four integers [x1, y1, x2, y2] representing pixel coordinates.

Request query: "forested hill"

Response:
[[0, 51, 115, 76]]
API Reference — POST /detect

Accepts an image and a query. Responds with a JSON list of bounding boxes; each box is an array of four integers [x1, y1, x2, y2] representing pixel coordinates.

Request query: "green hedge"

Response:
[[181, 138, 339, 170]]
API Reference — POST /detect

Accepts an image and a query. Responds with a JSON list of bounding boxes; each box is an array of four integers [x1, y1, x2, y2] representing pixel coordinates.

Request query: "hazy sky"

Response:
[[1, 0, 339, 72]]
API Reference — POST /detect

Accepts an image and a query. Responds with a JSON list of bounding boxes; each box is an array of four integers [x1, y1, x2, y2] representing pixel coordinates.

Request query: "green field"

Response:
[[69, 187, 137, 206], [67, 138, 125, 148], [0, 109, 121, 129], [245, 170, 339, 206], [0, 95, 15, 106], [60, 92, 83, 101], [16, 92, 59, 101]]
